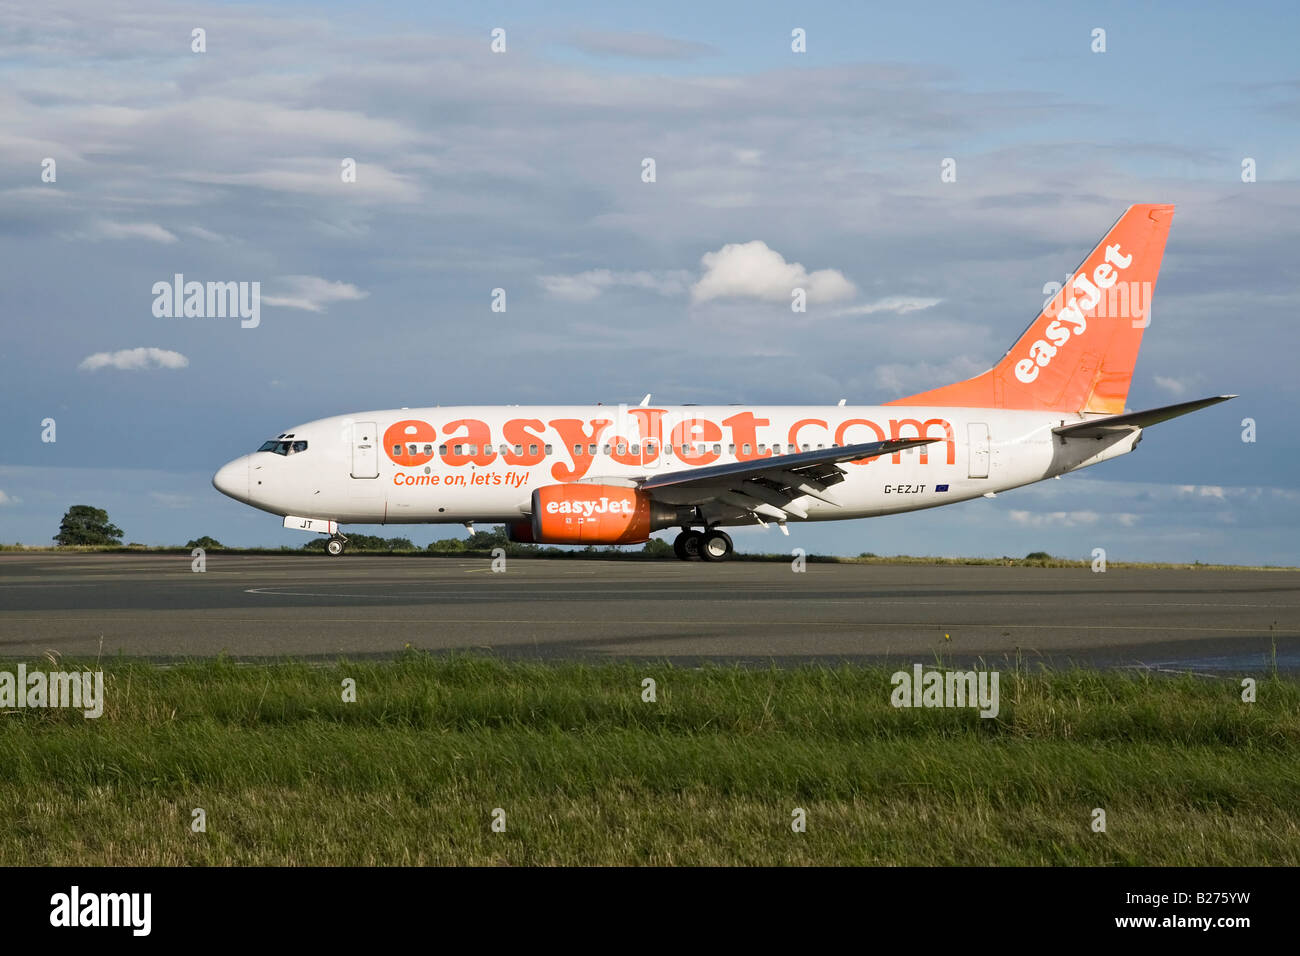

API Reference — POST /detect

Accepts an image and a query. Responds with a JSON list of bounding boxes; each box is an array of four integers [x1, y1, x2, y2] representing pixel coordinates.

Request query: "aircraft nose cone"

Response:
[[212, 456, 249, 502]]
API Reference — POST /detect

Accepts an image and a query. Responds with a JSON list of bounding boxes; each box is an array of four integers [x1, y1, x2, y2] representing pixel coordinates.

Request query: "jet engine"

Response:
[[530, 484, 680, 545]]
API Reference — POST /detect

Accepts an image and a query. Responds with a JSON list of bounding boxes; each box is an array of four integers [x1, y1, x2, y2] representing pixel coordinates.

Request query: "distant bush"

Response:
[[187, 536, 223, 549], [301, 535, 416, 552], [642, 538, 673, 557]]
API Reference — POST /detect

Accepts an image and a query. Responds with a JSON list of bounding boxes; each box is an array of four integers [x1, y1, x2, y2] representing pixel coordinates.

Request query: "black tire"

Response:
[[326, 537, 345, 556], [700, 529, 733, 562], [673, 530, 703, 560]]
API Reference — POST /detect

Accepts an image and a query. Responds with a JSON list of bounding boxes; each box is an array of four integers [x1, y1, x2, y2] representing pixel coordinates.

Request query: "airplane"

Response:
[[213, 203, 1233, 561]]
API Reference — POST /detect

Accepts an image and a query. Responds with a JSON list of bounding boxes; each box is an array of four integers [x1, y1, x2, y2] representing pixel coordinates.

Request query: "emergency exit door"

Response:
[[968, 423, 990, 479], [351, 421, 379, 478]]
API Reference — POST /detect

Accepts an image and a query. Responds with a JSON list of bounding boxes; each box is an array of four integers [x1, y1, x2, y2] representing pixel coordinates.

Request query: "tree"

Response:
[[54, 505, 123, 546], [428, 537, 466, 553], [187, 536, 223, 549], [642, 538, 673, 557], [465, 527, 509, 550]]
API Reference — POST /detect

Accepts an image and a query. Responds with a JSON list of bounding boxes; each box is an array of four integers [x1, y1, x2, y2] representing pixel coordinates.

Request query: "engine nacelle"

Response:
[[531, 484, 678, 545]]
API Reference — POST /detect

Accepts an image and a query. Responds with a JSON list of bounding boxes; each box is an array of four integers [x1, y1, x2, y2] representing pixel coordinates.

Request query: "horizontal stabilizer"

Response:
[[1052, 394, 1236, 439]]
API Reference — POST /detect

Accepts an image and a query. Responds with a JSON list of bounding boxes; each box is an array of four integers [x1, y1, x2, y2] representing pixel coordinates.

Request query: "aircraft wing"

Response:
[[1052, 395, 1237, 440], [631, 437, 939, 521]]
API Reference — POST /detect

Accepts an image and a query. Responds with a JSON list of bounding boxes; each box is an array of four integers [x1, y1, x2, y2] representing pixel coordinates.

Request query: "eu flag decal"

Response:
[[935, 484, 949, 492]]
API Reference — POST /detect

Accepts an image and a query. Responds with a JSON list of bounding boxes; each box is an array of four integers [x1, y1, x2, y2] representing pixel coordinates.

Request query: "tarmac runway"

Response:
[[1, 553, 1298, 670]]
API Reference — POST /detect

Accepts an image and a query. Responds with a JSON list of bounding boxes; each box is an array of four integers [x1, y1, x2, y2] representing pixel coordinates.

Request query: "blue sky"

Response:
[[1, 0, 1297, 563]]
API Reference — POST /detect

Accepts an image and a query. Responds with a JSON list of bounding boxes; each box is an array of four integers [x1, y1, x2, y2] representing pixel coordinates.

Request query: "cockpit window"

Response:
[[257, 439, 307, 456]]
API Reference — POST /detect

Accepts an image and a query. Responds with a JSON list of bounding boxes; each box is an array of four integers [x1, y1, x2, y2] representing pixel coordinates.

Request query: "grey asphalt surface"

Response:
[[1, 553, 1297, 670]]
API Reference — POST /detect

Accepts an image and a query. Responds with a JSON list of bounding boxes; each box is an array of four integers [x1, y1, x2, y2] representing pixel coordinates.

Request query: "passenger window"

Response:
[[589, 444, 597, 455], [500, 444, 508, 456], [802, 444, 809, 452], [728, 444, 735, 454], [602, 444, 611, 455], [454, 444, 463, 455], [423, 444, 433, 455], [713, 444, 721, 455], [438, 444, 447, 455], [631, 444, 639, 455], [529, 444, 538, 455], [742, 443, 751, 455], [467, 444, 478, 455], [392, 445, 402, 456], [617, 443, 626, 455], [514, 444, 523, 455], [545, 444, 553, 455], [408, 444, 418, 455], [574, 444, 583, 456]]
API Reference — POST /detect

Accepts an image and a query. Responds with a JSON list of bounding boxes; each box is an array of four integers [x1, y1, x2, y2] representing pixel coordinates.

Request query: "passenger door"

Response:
[[967, 423, 990, 479], [351, 422, 379, 478]]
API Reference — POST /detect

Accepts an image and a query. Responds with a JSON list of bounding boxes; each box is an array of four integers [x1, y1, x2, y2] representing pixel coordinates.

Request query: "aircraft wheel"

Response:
[[326, 536, 346, 556], [700, 529, 733, 562], [673, 530, 703, 560]]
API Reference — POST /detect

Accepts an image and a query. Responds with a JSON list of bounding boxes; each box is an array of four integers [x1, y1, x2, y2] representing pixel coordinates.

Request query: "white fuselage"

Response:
[[212, 404, 1139, 528]]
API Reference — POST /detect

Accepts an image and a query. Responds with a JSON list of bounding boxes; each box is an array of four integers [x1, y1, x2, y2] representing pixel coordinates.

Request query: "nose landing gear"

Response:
[[325, 535, 347, 556], [672, 528, 733, 561]]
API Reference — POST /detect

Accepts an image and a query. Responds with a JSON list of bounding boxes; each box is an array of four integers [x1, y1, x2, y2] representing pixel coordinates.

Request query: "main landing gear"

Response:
[[673, 528, 733, 562]]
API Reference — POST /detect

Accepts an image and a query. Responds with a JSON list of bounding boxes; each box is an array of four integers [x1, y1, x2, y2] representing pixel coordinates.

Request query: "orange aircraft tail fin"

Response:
[[889, 203, 1174, 414]]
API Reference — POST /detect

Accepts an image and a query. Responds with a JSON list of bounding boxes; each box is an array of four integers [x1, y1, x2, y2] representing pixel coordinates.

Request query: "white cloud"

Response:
[[1008, 509, 1111, 528], [0, 489, 16, 505], [538, 269, 692, 302], [179, 160, 421, 204], [78, 347, 189, 372], [691, 241, 856, 304], [1177, 484, 1227, 499], [76, 220, 177, 243], [183, 225, 229, 243], [1154, 375, 1188, 396], [835, 296, 943, 316], [262, 275, 368, 313]]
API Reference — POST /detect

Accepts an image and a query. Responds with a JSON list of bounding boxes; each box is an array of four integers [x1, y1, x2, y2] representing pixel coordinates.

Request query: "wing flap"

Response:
[[638, 438, 938, 492]]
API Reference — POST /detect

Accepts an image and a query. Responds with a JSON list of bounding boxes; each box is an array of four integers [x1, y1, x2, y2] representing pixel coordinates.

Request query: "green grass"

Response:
[[1, 654, 1298, 865]]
